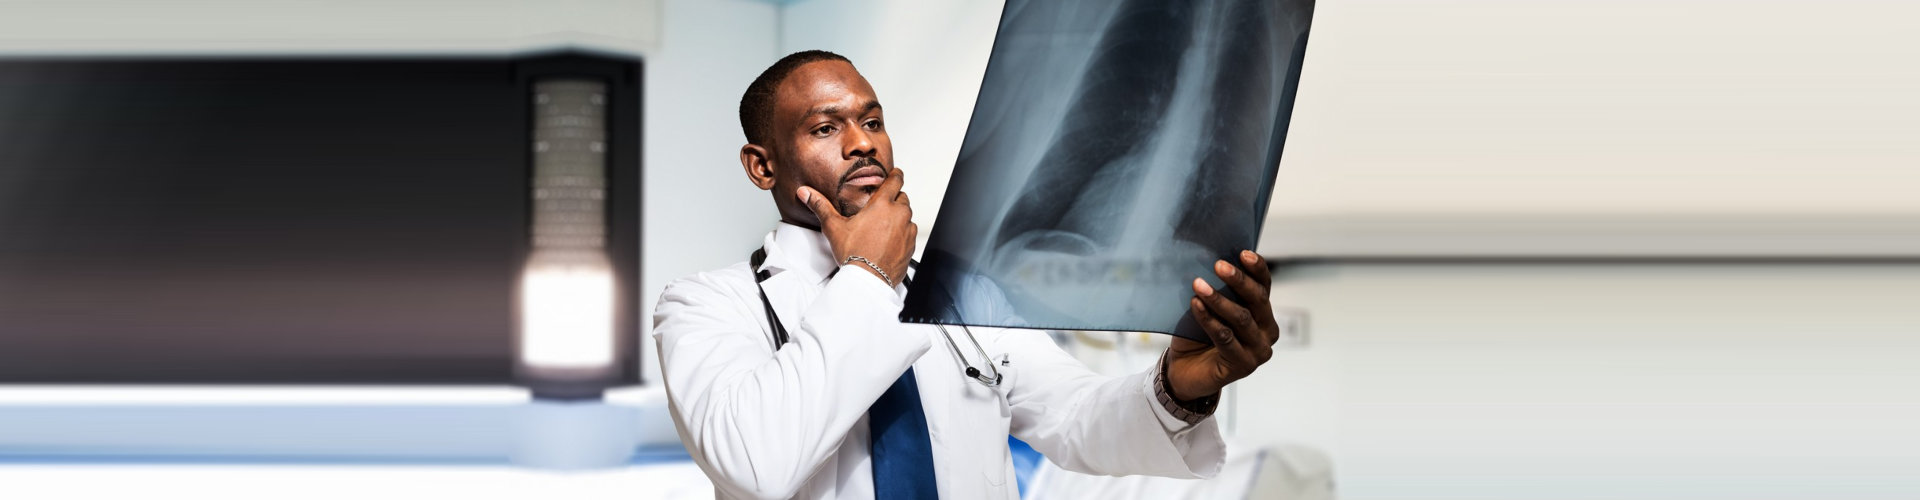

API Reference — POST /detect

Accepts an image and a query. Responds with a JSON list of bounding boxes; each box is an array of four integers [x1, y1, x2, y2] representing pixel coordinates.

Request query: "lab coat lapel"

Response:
[[754, 225, 835, 346], [756, 269, 817, 346]]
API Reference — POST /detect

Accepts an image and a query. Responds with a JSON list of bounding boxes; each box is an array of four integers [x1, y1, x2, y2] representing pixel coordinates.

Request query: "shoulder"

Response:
[[660, 261, 755, 300], [654, 261, 760, 330]]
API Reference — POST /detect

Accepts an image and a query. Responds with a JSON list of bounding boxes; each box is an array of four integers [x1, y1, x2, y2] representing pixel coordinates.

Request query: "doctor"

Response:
[[655, 51, 1284, 500]]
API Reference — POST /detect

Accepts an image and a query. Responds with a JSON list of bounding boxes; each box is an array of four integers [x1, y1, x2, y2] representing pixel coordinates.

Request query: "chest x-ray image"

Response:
[[901, 0, 1314, 341]]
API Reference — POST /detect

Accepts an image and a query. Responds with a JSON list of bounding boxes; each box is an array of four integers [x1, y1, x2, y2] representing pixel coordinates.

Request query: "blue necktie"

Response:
[[869, 367, 939, 499]]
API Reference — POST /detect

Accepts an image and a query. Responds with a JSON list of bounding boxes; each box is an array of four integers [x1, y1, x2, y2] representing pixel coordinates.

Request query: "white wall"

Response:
[[1263, 0, 1920, 257], [637, 0, 782, 383], [1246, 263, 1920, 499]]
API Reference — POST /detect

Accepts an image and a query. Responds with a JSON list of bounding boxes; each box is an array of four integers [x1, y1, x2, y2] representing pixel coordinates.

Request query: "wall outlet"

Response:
[[1274, 307, 1310, 348]]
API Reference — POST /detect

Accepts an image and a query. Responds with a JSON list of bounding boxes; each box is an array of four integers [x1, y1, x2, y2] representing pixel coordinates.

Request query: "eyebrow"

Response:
[[806, 99, 883, 118]]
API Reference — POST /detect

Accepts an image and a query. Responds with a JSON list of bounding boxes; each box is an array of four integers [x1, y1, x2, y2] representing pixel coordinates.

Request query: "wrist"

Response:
[[1162, 350, 1220, 402], [843, 254, 894, 286], [1155, 353, 1220, 425], [1170, 380, 1221, 404]]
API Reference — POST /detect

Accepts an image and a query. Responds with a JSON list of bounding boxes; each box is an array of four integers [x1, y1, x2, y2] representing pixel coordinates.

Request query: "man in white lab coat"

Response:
[[654, 51, 1284, 500]]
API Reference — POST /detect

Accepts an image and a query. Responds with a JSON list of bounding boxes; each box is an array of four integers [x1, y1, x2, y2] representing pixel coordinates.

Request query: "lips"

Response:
[[841, 163, 886, 188]]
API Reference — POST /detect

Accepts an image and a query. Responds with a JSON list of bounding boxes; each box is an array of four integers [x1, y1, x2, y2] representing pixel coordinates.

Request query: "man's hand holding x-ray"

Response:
[[1170, 250, 1280, 402]]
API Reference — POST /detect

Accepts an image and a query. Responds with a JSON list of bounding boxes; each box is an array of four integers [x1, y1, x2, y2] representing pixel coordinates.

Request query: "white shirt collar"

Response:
[[760, 221, 839, 284]]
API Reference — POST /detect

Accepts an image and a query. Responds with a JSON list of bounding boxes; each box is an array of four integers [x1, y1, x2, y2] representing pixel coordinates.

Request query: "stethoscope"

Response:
[[752, 247, 1003, 387]]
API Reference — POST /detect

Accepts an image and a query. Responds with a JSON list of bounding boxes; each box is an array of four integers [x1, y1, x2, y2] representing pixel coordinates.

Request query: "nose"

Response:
[[843, 124, 876, 160]]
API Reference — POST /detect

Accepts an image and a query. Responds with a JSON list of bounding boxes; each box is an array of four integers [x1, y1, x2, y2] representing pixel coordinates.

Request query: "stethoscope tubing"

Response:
[[751, 247, 1004, 388]]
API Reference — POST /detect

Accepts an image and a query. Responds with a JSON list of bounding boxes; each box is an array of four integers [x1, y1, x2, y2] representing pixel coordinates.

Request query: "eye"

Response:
[[863, 119, 883, 131], [812, 124, 837, 137]]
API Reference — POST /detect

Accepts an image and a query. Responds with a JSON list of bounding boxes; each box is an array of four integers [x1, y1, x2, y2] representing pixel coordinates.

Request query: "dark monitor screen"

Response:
[[0, 54, 641, 384]]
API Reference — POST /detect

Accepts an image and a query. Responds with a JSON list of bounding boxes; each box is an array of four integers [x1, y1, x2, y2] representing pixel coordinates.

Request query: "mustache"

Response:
[[836, 157, 888, 188]]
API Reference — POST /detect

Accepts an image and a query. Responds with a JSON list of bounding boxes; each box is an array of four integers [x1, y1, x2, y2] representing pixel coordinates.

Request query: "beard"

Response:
[[833, 156, 887, 217]]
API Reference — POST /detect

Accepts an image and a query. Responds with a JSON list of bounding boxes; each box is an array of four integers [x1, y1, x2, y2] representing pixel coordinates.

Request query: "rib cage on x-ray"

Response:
[[902, 0, 1314, 341]]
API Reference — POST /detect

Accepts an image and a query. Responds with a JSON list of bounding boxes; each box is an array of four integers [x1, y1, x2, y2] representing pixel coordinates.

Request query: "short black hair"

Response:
[[739, 50, 852, 146]]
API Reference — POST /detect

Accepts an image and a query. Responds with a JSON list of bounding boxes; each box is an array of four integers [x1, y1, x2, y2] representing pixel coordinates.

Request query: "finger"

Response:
[[1194, 276, 1259, 342], [872, 167, 905, 205], [1214, 259, 1272, 320], [796, 186, 840, 223], [1235, 251, 1282, 346], [1190, 297, 1242, 355], [894, 190, 910, 206], [1192, 297, 1264, 366], [1239, 250, 1273, 289]]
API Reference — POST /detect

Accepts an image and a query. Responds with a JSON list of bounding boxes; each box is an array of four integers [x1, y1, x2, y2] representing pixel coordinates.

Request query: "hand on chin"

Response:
[[799, 167, 916, 286]]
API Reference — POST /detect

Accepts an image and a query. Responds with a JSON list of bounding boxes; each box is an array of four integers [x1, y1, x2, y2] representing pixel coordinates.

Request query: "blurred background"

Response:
[[3, 0, 1920, 498]]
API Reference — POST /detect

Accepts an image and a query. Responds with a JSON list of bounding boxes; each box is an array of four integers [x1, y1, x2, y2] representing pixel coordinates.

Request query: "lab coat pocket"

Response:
[[963, 397, 1012, 487], [960, 365, 1014, 487]]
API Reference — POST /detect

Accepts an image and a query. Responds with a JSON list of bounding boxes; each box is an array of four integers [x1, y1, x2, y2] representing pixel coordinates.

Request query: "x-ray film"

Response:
[[901, 0, 1314, 341]]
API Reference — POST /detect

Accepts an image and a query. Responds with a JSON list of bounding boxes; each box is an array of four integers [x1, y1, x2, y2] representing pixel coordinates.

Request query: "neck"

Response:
[[778, 217, 823, 232]]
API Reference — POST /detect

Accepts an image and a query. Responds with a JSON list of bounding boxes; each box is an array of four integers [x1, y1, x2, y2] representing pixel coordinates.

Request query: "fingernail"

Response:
[[1216, 260, 1234, 276], [1242, 250, 1257, 262], [798, 188, 809, 203], [1194, 278, 1213, 296]]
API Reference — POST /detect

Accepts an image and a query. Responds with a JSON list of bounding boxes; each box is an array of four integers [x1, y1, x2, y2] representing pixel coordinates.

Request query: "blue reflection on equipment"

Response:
[[0, 401, 680, 469]]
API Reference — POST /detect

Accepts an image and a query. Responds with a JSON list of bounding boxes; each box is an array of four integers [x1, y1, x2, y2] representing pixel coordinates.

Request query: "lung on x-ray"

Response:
[[901, 0, 1315, 341]]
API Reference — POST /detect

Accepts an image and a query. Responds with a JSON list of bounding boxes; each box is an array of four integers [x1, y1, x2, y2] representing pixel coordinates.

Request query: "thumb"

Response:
[[796, 186, 839, 223]]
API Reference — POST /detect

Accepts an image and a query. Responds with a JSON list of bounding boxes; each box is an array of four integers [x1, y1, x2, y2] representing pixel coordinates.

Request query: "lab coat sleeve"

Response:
[[1000, 331, 1228, 479], [655, 266, 933, 499]]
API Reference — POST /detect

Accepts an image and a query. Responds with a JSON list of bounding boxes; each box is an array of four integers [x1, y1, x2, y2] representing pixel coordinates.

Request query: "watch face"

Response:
[[903, 0, 1314, 341]]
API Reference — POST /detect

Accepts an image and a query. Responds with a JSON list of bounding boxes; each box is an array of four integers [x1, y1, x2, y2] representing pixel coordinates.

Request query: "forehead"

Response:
[[773, 60, 878, 118]]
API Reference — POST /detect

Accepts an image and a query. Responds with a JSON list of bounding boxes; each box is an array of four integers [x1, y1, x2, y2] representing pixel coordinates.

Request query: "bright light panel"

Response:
[[519, 260, 616, 369]]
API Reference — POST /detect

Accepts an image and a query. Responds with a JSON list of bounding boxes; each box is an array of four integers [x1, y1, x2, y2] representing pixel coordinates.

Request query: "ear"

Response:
[[740, 143, 777, 190]]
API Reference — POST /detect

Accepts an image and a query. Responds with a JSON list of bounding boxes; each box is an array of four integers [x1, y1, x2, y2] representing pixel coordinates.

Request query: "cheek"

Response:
[[790, 156, 844, 198], [782, 145, 832, 186]]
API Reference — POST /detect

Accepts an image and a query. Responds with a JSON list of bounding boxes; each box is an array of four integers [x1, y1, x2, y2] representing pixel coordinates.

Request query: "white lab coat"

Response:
[[655, 223, 1226, 500]]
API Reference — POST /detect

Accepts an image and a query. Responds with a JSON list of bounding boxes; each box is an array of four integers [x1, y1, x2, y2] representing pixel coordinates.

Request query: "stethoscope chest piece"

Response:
[[963, 366, 1003, 386], [942, 324, 1003, 388]]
